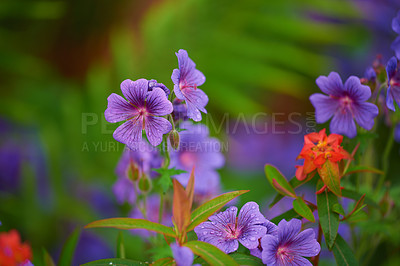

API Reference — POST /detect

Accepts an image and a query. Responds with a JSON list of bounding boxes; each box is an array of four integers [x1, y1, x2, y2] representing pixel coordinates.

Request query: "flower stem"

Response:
[[375, 128, 395, 194]]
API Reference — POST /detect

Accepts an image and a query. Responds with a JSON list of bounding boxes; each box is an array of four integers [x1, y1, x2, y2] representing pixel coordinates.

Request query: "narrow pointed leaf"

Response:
[[43, 248, 56, 266], [265, 164, 296, 197], [343, 165, 384, 176], [342, 194, 366, 221], [272, 179, 296, 198], [85, 218, 176, 237], [332, 203, 346, 216], [292, 198, 315, 222], [317, 180, 339, 250], [151, 257, 175, 266], [173, 179, 191, 235], [187, 190, 249, 231], [183, 241, 238, 266], [341, 189, 378, 208], [318, 160, 341, 196], [332, 234, 359, 266], [82, 258, 147, 265], [270, 209, 301, 224], [230, 253, 264, 265], [186, 166, 195, 211], [58, 228, 80, 266]]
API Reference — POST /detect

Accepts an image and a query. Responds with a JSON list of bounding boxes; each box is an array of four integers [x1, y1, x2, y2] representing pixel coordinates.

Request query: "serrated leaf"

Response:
[[155, 167, 187, 193], [183, 241, 238, 266], [318, 160, 341, 196], [151, 257, 174, 266], [82, 258, 147, 266], [293, 198, 315, 222], [230, 253, 264, 265], [173, 179, 191, 235], [58, 228, 80, 266], [332, 234, 359, 266], [343, 165, 384, 176], [265, 164, 296, 198], [332, 203, 346, 216], [187, 190, 249, 231], [85, 218, 176, 237], [317, 180, 339, 250], [270, 209, 301, 224]]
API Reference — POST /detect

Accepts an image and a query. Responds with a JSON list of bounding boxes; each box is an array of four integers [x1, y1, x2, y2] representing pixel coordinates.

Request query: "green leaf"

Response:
[[343, 165, 384, 176], [292, 198, 315, 222], [151, 257, 175, 266], [155, 167, 187, 193], [117, 231, 125, 259], [318, 160, 341, 196], [230, 253, 264, 265], [341, 189, 378, 208], [332, 203, 346, 216], [269, 176, 311, 208], [183, 241, 238, 266], [332, 234, 359, 266], [317, 180, 339, 250], [82, 258, 148, 266], [341, 194, 366, 221], [187, 190, 249, 231], [42, 248, 56, 266], [270, 209, 301, 224], [85, 218, 176, 237], [265, 164, 296, 197], [58, 228, 80, 266]]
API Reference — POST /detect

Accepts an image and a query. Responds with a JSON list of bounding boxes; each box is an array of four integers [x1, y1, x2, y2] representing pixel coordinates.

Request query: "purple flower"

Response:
[[171, 49, 208, 122], [249, 220, 278, 259], [112, 176, 136, 205], [105, 79, 173, 148], [310, 72, 379, 138], [171, 243, 198, 266], [386, 57, 400, 111], [169, 121, 224, 196], [172, 99, 188, 121], [194, 202, 267, 253], [148, 79, 170, 96], [261, 219, 320, 266]]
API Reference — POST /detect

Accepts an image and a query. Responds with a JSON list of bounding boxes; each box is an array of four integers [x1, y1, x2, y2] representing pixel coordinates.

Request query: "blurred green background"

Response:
[[1, 0, 400, 265]]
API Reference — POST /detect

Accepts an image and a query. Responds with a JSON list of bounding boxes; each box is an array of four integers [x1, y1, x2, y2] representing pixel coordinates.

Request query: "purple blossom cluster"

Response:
[[194, 202, 320, 265]]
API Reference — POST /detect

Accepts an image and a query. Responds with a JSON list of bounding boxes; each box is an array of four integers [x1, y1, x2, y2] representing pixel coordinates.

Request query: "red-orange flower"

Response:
[[295, 129, 350, 196], [0, 230, 32, 266]]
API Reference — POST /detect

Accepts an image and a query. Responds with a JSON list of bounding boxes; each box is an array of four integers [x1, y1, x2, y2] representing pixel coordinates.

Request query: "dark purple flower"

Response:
[[172, 99, 188, 121], [171, 49, 208, 122], [194, 202, 267, 253], [171, 243, 197, 266], [148, 79, 170, 96], [310, 72, 379, 138], [105, 79, 173, 148], [169, 121, 224, 196], [391, 37, 400, 60], [249, 220, 278, 259], [386, 57, 400, 111], [261, 219, 320, 266]]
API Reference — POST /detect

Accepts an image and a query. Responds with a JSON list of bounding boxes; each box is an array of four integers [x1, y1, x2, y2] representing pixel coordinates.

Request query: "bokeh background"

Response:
[[1, 0, 400, 265]]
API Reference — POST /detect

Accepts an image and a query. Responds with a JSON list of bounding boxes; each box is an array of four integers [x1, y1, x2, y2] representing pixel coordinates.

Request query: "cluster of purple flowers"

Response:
[[194, 202, 320, 265]]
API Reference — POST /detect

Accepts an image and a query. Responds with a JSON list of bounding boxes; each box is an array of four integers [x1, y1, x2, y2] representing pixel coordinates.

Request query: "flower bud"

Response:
[[138, 174, 152, 194], [169, 130, 180, 150]]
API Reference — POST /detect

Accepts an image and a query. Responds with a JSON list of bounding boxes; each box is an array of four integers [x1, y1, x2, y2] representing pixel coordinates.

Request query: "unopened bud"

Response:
[[138, 174, 152, 193], [127, 162, 140, 181], [169, 130, 180, 150]]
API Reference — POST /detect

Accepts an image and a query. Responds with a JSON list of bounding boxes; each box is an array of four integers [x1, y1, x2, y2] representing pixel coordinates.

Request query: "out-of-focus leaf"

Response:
[[172, 179, 191, 235], [293, 198, 315, 222], [230, 253, 264, 265], [43, 248, 56, 266], [82, 258, 147, 266], [317, 180, 339, 250], [332, 234, 359, 266], [183, 241, 238, 266], [341, 194, 366, 221], [155, 168, 187, 193], [58, 228, 80, 266], [117, 231, 125, 259], [342, 189, 378, 208], [270, 209, 301, 225], [265, 165, 296, 198], [319, 160, 341, 196], [85, 218, 176, 237], [187, 190, 249, 231]]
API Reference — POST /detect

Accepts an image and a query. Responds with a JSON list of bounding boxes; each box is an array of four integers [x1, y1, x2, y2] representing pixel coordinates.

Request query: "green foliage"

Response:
[[184, 240, 238, 265], [155, 168, 187, 193], [292, 197, 315, 222], [82, 259, 148, 266], [230, 253, 264, 265], [332, 234, 359, 266], [264, 164, 296, 198], [58, 228, 80, 266]]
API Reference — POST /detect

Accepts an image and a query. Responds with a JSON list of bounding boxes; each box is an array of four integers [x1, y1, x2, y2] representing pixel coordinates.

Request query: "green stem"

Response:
[[375, 128, 395, 194], [374, 83, 387, 104]]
